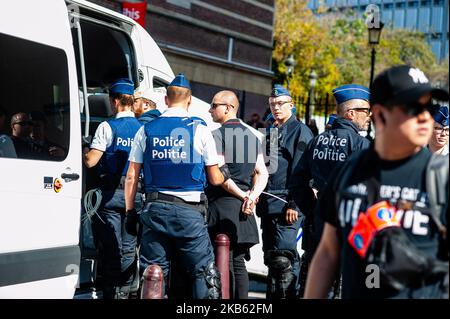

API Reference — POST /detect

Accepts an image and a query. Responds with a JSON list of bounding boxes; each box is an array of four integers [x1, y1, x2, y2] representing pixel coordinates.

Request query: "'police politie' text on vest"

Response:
[[312, 134, 348, 161], [151, 136, 188, 160]]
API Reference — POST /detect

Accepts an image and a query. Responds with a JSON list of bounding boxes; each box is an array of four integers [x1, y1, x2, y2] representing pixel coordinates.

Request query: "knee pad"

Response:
[[265, 250, 297, 299], [270, 256, 292, 273], [204, 261, 221, 299], [265, 250, 295, 273]]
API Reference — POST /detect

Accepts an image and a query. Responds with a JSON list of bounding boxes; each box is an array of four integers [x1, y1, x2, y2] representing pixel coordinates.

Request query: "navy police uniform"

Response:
[[90, 78, 143, 299], [128, 74, 221, 299], [257, 85, 314, 299], [293, 85, 371, 265]]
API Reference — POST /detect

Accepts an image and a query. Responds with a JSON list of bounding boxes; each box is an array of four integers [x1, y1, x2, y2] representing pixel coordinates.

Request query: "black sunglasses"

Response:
[[402, 102, 439, 117], [348, 107, 371, 115], [14, 121, 33, 126], [210, 103, 235, 109]]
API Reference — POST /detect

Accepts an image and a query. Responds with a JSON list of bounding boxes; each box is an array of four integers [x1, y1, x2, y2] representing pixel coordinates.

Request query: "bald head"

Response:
[[215, 91, 239, 113], [209, 91, 240, 124], [11, 112, 33, 138]]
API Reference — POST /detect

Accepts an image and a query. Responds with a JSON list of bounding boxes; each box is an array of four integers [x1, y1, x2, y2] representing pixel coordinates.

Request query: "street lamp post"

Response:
[[285, 54, 296, 90], [368, 22, 384, 88], [367, 21, 383, 140], [305, 70, 317, 125]]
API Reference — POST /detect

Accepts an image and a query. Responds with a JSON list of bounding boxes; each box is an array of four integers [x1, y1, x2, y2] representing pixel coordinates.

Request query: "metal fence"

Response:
[[293, 93, 337, 134]]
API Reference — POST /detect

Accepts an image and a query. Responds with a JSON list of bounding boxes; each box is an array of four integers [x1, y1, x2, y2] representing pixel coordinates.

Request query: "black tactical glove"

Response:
[[125, 208, 139, 236]]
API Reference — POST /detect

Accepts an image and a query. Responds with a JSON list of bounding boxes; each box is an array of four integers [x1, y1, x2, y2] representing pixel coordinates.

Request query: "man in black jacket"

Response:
[[257, 84, 314, 299], [292, 84, 371, 276]]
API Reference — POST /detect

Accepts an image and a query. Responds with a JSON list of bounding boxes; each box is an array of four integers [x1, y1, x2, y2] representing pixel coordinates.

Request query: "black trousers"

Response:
[[229, 245, 250, 299]]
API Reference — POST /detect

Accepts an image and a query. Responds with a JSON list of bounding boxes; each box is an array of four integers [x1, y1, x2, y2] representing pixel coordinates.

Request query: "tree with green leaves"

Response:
[[273, 0, 449, 106]]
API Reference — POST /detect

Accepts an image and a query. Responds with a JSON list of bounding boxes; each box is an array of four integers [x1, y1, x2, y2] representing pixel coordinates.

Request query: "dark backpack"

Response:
[[336, 151, 449, 298]]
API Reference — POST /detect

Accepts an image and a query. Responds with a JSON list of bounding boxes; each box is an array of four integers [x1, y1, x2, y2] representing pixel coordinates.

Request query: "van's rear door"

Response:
[[0, 0, 82, 298]]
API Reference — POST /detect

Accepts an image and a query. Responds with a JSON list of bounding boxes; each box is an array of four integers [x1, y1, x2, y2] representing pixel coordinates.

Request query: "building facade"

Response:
[[91, 0, 275, 120], [309, 0, 449, 61]]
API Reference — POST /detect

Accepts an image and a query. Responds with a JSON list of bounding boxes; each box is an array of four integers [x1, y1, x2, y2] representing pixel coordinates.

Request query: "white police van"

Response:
[[0, 0, 222, 298]]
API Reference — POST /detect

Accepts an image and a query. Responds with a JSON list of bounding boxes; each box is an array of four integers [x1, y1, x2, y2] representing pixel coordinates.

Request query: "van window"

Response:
[[73, 20, 138, 138], [0, 32, 70, 161], [72, 20, 137, 92], [153, 77, 169, 90]]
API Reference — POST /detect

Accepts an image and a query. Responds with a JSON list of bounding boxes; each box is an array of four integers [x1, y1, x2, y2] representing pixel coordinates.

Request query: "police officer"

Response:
[[257, 84, 314, 299], [83, 78, 143, 299], [428, 105, 449, 155], [124, 73, 225, 299], [207, 90, 269, 299], [293, 84, 371, 273], [305, 65, 449, 299]]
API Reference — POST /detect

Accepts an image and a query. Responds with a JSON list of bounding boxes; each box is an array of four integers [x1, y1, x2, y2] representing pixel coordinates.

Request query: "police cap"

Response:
[[169, 73, 191, 90], [433, 105, 449, 127], [271, 84, 291, 98], [109, 78, 134, 95], [332, 84, 370, 105]]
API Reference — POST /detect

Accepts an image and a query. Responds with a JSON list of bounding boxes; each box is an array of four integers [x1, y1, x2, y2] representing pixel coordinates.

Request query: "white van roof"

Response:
[[68, 0, 174, 78]]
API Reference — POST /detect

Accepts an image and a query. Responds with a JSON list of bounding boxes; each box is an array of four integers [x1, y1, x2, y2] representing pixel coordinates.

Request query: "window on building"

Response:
[[0, 32, 70, 161], [167, 0, 192, 10], [394, 8, 406, 28], [382, 9, 394, 24], [418, 7, 431, 31], [430, 40, 441, 57], [431, 6, 444, 32], [406, 8, 419, 29]]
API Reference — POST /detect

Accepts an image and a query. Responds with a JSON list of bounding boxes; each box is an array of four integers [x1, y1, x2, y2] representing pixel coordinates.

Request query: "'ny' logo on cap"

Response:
[[408, 68, 428, 84]]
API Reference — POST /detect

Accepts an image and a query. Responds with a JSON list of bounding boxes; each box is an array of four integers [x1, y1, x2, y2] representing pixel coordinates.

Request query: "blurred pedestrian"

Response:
[[305, 65, 449, 299]]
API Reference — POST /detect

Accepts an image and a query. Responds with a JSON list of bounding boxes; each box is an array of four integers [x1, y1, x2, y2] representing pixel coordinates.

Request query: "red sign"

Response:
[[122, 1, 147, 27]]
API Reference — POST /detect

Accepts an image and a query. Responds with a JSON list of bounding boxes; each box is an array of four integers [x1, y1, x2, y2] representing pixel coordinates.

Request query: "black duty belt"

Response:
[[145, 192, 206, 211]]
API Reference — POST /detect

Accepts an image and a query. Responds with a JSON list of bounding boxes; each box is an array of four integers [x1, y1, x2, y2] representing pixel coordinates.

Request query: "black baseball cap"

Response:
[[370, 65, 449, 107]]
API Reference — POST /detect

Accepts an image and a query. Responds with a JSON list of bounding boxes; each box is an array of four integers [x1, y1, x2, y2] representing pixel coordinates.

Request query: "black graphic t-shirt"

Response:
[[319, 147, 445, 298]]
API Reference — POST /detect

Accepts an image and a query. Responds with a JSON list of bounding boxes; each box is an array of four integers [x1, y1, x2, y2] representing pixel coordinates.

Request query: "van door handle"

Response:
[[61, 172, 80, 182]]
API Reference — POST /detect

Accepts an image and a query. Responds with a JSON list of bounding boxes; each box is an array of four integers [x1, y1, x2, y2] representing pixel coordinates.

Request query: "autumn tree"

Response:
[[273, 1, 449, 104]]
